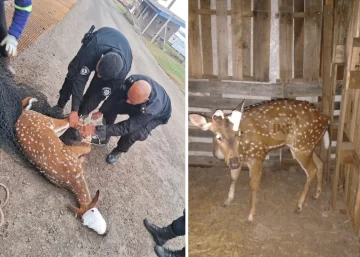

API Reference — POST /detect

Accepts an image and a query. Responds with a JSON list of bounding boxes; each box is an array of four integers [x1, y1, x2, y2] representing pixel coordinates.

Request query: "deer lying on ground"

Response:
[[190, 99, 330, 222], [15, 97, 108, 235]]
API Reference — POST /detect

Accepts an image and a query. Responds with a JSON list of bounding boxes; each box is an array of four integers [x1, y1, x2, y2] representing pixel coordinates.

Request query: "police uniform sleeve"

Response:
[[94, 114, 154, 139], [8, 0, 32, 39], [70, 47, 97, 112]]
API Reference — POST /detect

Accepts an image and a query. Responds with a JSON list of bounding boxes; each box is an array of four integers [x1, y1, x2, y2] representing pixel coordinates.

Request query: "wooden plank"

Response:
[[353, 175, 360, 234], [189, 96, 267, 111], [189, 0, 202, 78], [189, 128, 213, 138], [294, 0, 304, 79], [333, 0, 359, 209], [232, 0, 243, 80], [253, 0, 271, 81], [279, 0, 293, 83], [334, 45, 345, 64], [216, 0, 228, 79], [242, 0, 252, 78], [349, 71, 360, 89], [189, 80, 323, 96], [200, 0, 213, 76], [303, 0, 323, 81], [321, 0, 334, 182]]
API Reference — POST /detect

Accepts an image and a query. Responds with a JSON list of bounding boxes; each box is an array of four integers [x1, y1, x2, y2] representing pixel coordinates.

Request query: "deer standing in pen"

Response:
[[15, 97, 108, 235], [189, 99, 330, 222]]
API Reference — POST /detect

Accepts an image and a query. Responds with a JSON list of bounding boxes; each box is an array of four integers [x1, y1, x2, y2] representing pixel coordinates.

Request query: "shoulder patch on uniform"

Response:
[[102, 87, 111, 97], [80, 66, 90, 75]]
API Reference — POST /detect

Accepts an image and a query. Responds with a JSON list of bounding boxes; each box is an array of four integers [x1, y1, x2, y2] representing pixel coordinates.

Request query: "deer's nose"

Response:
[[229, 157, 240, 169]]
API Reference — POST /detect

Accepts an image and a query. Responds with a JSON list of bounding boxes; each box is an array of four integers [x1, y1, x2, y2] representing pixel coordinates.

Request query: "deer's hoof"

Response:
[[294, 207, 302, 214], [222, 199, 231, 207], [312, 190, 322, 199], [246, 214, 254, 223]]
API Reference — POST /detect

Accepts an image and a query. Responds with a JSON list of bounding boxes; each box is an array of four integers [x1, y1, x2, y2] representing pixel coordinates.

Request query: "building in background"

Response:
[[135, 0, 185, 42], [168, 29, 185, 58]]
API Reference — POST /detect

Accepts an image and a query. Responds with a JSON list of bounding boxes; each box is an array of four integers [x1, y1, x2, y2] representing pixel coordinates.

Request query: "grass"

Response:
[[113, 0, 127, 13], [143, 39, 185, 90]]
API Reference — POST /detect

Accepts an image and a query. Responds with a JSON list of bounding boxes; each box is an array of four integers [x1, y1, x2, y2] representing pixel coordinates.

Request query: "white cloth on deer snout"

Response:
[[212, 110, 224, 119], [228, 110, 242, 131], [82, 208, 107, 234]]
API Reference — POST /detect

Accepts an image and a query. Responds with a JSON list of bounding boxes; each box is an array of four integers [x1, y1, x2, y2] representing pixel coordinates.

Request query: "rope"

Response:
[[0, 183, 9, 227]]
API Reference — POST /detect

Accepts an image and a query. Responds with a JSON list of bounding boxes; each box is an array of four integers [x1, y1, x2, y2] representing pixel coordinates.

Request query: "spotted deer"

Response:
[[189, 99, 330, 222], [15, 97, 108, 235]]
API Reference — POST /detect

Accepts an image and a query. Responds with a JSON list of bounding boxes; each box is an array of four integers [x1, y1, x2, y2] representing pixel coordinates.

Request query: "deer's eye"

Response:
[[216, 134, 222, 141]]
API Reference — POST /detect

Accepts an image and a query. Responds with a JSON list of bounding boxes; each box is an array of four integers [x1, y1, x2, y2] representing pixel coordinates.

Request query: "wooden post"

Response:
[[189, 0, 202, 78], [216, 0, 228, 79], [321, 0, 334, 182], [333, 0, 359, 209]]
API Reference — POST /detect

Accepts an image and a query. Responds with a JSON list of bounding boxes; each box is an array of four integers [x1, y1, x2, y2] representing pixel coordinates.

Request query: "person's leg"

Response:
[[0, 2, 15, 75], [78, 75, 105, 117], [106, 126, 149, 164], [170, 210, 185, 236], [0, 0, 7, 57], [143, 210, 185, 246]]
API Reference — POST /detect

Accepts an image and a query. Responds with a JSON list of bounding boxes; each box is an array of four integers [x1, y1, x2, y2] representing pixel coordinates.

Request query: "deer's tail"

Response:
[[323, 126, 331, 150], [21, 97, 38, 111]]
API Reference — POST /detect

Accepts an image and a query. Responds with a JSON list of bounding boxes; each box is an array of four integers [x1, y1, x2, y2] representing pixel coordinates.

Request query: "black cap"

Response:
[[98, 52, 123, 80]]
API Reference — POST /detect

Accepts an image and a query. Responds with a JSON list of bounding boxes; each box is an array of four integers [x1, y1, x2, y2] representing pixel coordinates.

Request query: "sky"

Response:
[[157, 0, 187, 33]]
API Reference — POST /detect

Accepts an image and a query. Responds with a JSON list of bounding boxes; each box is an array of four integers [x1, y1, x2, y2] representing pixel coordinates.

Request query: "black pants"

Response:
[[102, 103, 163, 152], [170, 209, 185, 236], [58, 74, 107, 116], [0, 0, 8, 57]]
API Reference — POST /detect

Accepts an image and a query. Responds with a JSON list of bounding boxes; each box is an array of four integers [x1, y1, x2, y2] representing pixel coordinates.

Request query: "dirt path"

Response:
[[189, 165, 359, 257], [0, 1, 185, 256]]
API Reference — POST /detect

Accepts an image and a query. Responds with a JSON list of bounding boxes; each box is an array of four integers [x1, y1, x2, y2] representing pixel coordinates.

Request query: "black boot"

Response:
[[143, 219, 177, 246], [154, 246, 185, 257], [106, 147, 123, 164]]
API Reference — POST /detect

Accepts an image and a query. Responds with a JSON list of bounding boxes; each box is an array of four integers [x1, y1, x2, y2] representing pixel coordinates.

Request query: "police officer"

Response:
[[55, 26, 133, 129], [0, 0, 32, 74], [80, 74, 172, 164]]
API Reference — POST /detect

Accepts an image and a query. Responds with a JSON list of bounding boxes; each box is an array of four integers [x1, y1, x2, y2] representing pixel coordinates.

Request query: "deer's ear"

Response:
[[88, 190, 100, 209], [235, 100, 245, 113], [189, 114, 212, 131]]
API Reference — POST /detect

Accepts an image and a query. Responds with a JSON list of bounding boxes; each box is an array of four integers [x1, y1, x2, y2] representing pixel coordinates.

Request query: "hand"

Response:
[[0, 34, 18, 56], [68, 111, 79, 128], [91, 111, 103, 120], [80, 125, 95, 136]]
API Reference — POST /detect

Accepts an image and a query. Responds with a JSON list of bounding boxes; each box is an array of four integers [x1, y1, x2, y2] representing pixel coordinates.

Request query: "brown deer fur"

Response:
[[15, 97, 107, 234], [190, 99, 330, 222]]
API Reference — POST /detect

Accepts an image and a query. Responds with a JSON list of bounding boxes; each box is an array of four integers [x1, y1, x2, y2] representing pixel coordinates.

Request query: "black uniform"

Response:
[[94, 74, 172, 152], [58, 27, 133, 115]]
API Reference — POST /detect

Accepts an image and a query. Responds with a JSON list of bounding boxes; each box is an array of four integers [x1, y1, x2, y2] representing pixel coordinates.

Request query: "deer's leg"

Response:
[[291, 151, 317, 213], [248, 160, 263, 222], [222, 165, 242, 207], [65, 145, 91, 159], [312, 152, 323, 199], [51, 118, 70, 137]]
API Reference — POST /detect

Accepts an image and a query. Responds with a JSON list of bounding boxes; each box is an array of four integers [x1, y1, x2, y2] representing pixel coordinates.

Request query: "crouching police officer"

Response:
[[80, 74, 172, 164], [55, 26, 133, 128]]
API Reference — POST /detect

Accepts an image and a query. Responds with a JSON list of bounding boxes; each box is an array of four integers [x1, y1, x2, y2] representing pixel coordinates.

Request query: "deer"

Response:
[[189, 99, 330, 222], [15, 97, 108, 235]]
